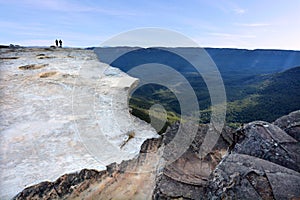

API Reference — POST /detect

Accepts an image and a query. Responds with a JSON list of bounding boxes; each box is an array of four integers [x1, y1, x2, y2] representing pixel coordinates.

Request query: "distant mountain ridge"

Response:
[[94, 47, 300, 125], [95, 47, 300, 89], [205, 48, 300, 79], [95, 47, 300, 75]]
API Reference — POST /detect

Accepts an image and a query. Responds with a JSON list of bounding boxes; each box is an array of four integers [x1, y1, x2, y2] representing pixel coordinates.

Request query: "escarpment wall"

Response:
[[0, 48, 159, 200]]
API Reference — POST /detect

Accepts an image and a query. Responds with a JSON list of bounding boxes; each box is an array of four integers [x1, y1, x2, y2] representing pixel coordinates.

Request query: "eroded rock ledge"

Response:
[[0, 47, 158, 199], [14, 111, 300, 200]]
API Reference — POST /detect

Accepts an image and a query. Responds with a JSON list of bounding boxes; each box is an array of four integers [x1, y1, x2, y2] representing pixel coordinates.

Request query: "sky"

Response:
[[0, 0, 299, 50]]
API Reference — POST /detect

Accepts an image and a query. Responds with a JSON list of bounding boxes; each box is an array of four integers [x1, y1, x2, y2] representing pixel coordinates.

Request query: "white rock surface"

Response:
[[0, 48, 159, 199]]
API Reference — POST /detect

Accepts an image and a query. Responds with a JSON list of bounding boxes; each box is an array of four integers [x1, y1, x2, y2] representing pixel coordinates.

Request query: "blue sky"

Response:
[[0, 0, 299, 49]]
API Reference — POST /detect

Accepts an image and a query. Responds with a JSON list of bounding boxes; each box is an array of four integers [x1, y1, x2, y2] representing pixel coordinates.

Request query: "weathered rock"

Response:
[[233, 121, 299, 172], [208, 154, 300, 200], [14, 169, 105, 200], [0, 47, 159, 199], [14, 111, 300, 200], [14, 137, 163, 200], [274, 110, 300, 141], [208, 119, 300, 200], [153, 123, 234, 199]]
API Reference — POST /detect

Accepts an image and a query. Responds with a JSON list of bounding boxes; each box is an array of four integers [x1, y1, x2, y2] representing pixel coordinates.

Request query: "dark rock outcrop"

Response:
[[208, 154, 300, 200], [14, 110, 300, 200], [274, 110, 300, 141], [233, 121, 299, 172], [208, 119, 300, 200], [14, 169, 105, 200], [153, 123, 234, 199]]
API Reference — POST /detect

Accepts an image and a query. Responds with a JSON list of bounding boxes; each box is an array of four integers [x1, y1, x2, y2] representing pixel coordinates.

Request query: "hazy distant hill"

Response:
[[95, 47, 300, 74], [206, 48, 300, 73]]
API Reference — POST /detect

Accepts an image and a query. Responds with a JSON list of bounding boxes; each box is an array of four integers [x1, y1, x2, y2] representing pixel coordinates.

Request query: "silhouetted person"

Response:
[[59, 39, 62, 48], [55, 39, 58, 47]]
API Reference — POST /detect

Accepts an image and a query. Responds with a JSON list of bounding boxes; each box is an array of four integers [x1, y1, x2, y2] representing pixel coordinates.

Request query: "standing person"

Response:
[[55, 39, 58, 47], [59, 39, 62, 48]]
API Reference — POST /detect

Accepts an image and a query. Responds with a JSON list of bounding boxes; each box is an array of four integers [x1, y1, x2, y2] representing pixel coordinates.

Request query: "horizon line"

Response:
[[2, 44, 299, 51]]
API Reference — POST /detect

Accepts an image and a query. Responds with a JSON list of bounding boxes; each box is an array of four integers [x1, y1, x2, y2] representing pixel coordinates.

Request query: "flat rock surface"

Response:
[[0, 48, 158, 199]]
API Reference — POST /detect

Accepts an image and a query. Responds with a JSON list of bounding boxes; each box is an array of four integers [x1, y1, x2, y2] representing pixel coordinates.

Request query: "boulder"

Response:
[[274, 110, 300, 141]]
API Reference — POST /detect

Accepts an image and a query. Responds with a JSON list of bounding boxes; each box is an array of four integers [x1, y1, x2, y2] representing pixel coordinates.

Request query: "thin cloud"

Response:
[[1, 0, 139, 16], [233, 8, 246, 14], [235, 23, 271, 27], [179, 18, 220, 32], [210, 32, 256, 39], [204, 0, 246, 15], [0, 21, 47, 32]]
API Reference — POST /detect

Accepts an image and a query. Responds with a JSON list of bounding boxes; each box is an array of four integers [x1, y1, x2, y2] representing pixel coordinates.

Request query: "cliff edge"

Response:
[[13, 110, 300, 200], [0, 47, 159, 200]]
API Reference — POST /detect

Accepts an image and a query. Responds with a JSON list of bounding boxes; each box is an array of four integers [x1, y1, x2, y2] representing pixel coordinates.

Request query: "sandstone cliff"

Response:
[[0, 47, 158, 199], [14, 111, 300, 199]]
